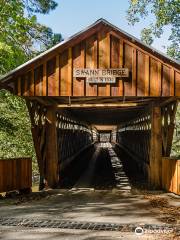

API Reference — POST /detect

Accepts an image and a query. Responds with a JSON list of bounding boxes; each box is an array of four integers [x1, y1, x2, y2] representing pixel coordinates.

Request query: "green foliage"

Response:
[[127, 0, 180, 60], [0, 90, 38, 173], [171, 103, 180, 158], [24, 0, 58, 14], [0, 0, 61, 76], [0, 1, 61, 172], [141, 27, 153, 45]]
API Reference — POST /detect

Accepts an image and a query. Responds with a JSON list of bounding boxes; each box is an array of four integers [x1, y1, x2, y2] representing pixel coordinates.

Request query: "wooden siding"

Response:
[[162, 158, 180, 195], [0, 158, 32, 193], [7, 27, 180, 97]]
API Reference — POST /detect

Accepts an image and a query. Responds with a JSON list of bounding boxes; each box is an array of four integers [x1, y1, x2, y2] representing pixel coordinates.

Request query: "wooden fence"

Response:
[[162, 157, 180, 195], [0, 158, 32, 193]]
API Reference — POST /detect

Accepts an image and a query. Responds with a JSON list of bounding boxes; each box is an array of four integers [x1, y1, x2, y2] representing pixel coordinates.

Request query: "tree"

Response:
[[0, 0, 62, 75], [127, 0, 180, 60], [0, 1, 62, 177]]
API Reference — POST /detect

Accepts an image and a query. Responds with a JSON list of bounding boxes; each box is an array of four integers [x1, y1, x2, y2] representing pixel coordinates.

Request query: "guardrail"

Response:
[[0, 158, 32, 193], [162, 157, 180, 195]]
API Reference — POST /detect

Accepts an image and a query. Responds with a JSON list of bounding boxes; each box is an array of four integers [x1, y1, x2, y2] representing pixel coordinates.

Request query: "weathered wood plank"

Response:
[[47, 57, 56, 96], [110, 35, 123, 96], [132, 48, 137, 96], [175, 71, 180, 96], [73, 42, 85, 96], [98, 30, 110, 96], [29, 70, 34, 96], [45, 106, 59, 188], [124, 43, 133, 96], [0, 158, 32, 193], [34, 65, 43, 96], [42, 62, 47, 96], [150, 58, 161, 96], [137, 50, 146, 96], [162, 65, 170, 96], [170, 68, 175, 96], [162, 158, 180, 195], [85, 34, 98, 96], [60, 50, 69, 96], [144, 55, 150, 96], [68, 48, 72, 96], [149, 106, 162, 189]]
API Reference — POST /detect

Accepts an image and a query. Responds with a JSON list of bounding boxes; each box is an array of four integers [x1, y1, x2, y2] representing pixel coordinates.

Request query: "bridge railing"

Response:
[[0, 158, 32, 193], [116, 111, 151, 178]]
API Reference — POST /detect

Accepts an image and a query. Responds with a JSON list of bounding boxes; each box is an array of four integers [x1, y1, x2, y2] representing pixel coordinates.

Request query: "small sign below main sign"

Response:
[[73, 68, 129, 84], [87, 77, 116, 84]]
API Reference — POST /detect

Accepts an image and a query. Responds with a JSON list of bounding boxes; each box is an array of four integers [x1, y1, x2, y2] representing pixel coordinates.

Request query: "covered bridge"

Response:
[[0, 19, 179, 193]]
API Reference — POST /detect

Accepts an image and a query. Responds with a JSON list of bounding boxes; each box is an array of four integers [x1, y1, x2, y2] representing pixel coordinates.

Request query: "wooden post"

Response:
[[149, 105, 162, 189], [45, 106, 59, 188]]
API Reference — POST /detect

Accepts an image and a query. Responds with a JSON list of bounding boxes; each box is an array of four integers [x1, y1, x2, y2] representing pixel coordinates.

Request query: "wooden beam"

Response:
[[149, 105, 162, 189], [57, 102, 147, 108], [159, 97, 177, 107], [45, 105, 59, 188], [26, 97, 53, 106]]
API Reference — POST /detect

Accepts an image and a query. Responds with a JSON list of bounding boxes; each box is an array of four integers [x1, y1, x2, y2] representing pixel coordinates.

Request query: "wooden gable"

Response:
[[1, 19, 180, 97]]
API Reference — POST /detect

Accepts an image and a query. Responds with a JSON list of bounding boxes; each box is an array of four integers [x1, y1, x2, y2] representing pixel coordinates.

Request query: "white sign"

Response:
[[73, 68, 129, 82], [87, 77, 116, 83]]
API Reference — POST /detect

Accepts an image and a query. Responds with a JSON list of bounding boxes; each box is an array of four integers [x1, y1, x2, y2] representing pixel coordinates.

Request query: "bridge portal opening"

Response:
[[57, 101, 151, 190]]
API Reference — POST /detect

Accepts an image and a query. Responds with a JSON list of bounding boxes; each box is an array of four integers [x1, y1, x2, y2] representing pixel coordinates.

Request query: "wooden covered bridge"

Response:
[[0, 19, 180, 193]]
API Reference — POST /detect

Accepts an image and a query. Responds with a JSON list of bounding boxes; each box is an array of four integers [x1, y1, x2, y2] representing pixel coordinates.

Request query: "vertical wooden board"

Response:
[[55, 55, 60, 96], [150, 58, 161, 96], [29, 70, 34, 96], [132, 48, 137, 96], [0, 161, 3, 192], [29, 158, 32, 187], [150, 106, 162, 188], [110, 35, 123, 96], [172, 160, 178, 194], [178, 160, 180, 195], [23, 72, 31, 96], [42, 62, 47, 96], [175, 71, 180, 96], [165, 159, 169, 191], [123, 43, 133, 96], [144, 55, 150, 96], [162, 65, 170, 96], [68, 48, 72, 96], [98, 30, 110, 96], [47, 57, 56, 96], [161, 159, 164, 189], [73, 42, 85, 96], [60, 50, 68, 96], [86, 34, 98, 96], [0, 161, 2, 192], [137, 50, 146, 96], [170, 68, 175, 96], [60, 49, 72, 96], [34, 65, 43, 96], [46, 107, 59, 187], [17, 77, 22, 96], [169, 159, 173, 192], [21, 75, 25, 96]]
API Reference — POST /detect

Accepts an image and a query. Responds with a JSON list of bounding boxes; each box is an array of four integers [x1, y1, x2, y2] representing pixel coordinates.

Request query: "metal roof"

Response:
[[0, 18, 179, 82]]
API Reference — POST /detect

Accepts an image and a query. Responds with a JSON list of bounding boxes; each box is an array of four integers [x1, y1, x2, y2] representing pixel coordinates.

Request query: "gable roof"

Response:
[[0, 18, 179, 82]]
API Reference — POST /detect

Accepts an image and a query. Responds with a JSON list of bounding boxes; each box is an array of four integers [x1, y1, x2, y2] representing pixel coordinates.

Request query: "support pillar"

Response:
[[149, 105, 162, 189], [45, 106, 59, 188]]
